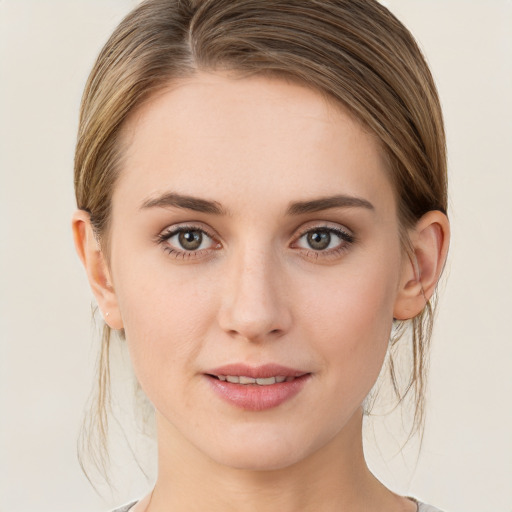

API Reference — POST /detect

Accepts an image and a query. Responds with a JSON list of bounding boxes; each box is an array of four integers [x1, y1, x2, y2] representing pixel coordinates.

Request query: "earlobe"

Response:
[[393, 210, 450, 321], [71, 210, 123, 329]]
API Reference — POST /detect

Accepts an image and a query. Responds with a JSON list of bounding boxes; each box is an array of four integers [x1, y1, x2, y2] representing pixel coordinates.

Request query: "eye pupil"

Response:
[[179, 230, 202, 250], [307, 231, 330, 250]]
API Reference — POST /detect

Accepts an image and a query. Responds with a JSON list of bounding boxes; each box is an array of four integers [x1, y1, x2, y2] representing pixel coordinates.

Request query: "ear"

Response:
[[72, 210, 123, 329], [393, 210, 450, 320]]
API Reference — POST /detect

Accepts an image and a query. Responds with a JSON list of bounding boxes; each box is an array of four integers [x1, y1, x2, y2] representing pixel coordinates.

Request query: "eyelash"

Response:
[[155, 224, 220, 260], [155, 224, 355, 261], [293, 225, 355, 260]]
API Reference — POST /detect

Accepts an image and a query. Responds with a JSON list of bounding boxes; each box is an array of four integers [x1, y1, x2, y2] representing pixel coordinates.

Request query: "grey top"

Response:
[[418, 503, 444, 512], [110, 502, 138, 512], [110, 498, 444, 511]]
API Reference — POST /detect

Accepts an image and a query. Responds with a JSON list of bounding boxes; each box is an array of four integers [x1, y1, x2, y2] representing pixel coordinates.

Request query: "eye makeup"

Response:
[[154, 221, 356, 262]]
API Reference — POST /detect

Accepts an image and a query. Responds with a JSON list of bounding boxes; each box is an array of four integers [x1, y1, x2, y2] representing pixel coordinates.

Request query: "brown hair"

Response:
[[75, 0, 447, 480]]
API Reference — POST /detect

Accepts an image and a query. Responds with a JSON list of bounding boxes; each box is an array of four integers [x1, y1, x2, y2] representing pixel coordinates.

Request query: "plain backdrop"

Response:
[[1, 1, 511, 511]]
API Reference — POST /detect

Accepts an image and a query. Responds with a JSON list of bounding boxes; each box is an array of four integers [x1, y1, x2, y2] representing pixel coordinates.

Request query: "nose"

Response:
[[217, 246, 292, 343]]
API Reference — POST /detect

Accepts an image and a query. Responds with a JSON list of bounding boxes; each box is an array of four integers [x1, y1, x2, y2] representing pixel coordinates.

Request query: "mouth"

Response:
[[204, 364, 311, 411], [208, 374, 301, 385]]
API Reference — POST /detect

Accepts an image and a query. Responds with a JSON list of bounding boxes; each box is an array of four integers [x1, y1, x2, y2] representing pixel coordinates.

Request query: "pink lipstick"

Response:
[[204, 363, 310, 411]]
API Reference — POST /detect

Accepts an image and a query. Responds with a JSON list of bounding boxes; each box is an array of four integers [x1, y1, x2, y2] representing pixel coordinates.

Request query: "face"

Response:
[[106, 72, 406, 470]]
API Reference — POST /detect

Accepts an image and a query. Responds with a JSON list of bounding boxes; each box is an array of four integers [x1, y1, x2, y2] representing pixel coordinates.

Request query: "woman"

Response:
[[72, 1, 450, 511]]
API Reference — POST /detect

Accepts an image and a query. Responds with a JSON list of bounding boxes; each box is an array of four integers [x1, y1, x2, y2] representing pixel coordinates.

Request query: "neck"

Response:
[[146, 409, 410, 512]]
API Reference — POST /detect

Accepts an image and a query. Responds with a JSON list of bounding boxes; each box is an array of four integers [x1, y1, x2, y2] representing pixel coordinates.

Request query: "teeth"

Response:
[[217, 375, 290, 385], [256, 377, 276, 385]]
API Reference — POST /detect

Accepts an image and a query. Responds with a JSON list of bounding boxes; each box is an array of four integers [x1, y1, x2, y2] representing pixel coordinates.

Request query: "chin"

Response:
[[210, 444, 306, 472], [196, 422, 329, 473]]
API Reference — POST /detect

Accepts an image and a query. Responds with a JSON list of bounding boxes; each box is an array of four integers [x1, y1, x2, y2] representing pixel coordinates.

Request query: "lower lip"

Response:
[[205, 374, 310, 411]]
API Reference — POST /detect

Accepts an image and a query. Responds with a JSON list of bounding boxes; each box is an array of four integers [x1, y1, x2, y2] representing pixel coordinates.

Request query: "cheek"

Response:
[[111, 251, 219, 387], [299, 258, 399, 388]]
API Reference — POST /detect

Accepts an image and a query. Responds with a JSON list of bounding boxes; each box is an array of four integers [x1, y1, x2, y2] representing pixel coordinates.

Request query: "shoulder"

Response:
[[109, 498, 446, 512], [109, 501, 138, 512]]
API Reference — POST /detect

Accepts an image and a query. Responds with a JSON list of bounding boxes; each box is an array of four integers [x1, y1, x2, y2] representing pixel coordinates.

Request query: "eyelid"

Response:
[[155, 223, 221, 258], [290, 222, 355, 258], [155, 221, 355, 261], [157, 223, 216, 240], [293, 221, 354, 243]]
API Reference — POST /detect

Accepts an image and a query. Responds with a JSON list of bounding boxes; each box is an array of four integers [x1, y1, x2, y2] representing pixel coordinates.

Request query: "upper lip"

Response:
[[206, 363, 309, 379]]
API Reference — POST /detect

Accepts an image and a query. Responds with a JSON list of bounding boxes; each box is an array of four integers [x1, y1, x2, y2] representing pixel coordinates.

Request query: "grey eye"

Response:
[[306, 231, 331, 250], [295, 226, 353, 253], [178, 230, 203, 250], [162, 228, 216, 252]]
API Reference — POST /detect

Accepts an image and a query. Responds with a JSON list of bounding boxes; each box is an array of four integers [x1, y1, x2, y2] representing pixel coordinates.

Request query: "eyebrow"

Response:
[[286, 195, 374, 215], [140, 192, 374, 216], [140, 192, 227, 215]]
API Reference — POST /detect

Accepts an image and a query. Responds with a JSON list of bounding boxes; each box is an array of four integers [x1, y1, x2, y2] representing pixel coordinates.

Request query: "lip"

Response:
[[207, 363, 308, 379], [204, 363, 311, 411]]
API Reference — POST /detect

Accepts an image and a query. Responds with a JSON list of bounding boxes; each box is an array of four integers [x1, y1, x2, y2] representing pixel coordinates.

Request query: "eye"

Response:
[[293, 226, 355, 256], [173, 229, 208, 251], [303, 230, 334, 251], [156, 225, 220, 258]]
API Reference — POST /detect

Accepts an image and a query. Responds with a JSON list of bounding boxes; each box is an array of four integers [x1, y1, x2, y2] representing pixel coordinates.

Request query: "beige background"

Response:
[[1, 1, 511, 511]]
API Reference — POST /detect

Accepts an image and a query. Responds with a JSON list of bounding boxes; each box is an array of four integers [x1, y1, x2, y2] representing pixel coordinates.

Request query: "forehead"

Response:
[[115, 71, 394, 215]]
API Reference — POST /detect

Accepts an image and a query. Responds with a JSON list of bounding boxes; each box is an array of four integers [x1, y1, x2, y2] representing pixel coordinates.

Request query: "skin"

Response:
[[73, 72, 449, 512]]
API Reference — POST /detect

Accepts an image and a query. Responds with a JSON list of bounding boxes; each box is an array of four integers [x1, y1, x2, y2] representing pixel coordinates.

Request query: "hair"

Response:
[[75, 0, 447, 482]]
